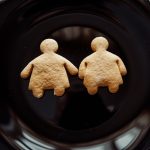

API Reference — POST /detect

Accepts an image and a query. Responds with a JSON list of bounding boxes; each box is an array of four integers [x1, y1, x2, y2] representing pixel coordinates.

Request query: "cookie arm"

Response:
[[64, 59, 78, 75], [117, 58, 127, 76], [20, 62, 33, 78], [79, 60, 87, 79]]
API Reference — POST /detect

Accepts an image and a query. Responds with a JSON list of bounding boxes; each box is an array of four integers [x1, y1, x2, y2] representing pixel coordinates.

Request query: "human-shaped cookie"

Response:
[[79, 37, 127, 95], [20, 39, 78, 98]]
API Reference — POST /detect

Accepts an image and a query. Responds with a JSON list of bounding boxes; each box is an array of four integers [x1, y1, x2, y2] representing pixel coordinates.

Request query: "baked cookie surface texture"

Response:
[[79, 37, 127, 95], [21, 39, 78, 98]]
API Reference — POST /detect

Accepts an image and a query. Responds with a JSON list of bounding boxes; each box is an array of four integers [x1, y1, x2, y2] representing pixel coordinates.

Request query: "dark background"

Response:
[[0, 0, 150, 149]]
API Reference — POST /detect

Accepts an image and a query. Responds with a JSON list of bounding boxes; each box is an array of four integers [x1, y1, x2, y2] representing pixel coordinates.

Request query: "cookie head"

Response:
[[40, 39, 58, 53], [91, 37, 109, 52]]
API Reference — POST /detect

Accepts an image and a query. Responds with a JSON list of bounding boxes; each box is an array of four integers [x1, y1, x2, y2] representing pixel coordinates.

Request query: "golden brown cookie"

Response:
[[79, 37, 127, 95], [21, 39, 78, 98]]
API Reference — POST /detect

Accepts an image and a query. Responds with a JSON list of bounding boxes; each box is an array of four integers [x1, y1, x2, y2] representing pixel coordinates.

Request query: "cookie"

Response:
[[79, 37, 127, 95], [21, 39, 78, 98]]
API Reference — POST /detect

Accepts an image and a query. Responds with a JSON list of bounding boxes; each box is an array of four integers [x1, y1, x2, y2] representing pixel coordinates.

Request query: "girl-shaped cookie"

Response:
[[21, 39, 78, 98], [79, 37, 127, 95]]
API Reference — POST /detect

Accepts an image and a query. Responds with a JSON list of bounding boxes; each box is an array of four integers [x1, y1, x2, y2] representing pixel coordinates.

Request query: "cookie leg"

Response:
[[32, 88, 44, 98], [87, 86, 98, 95], [108, 83, 119, 93], [64, 82, 70, 88], [54, 87, 65, 96]]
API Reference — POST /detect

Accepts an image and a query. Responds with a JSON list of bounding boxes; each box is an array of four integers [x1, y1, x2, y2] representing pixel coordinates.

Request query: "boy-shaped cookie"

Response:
[[79, 37, 127, 95], [21, 39, 78, 98]]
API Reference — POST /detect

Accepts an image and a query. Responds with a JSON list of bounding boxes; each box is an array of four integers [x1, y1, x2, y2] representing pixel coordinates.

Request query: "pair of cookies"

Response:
[[20, 37, 127, 98]]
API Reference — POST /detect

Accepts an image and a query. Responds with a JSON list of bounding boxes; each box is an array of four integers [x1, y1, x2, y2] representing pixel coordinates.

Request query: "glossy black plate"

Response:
[[0, 0, 150, 149]]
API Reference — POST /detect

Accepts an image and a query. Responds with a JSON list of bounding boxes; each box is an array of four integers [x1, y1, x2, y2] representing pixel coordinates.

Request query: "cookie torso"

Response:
[[84, 51, 123, 87], [29, 53, 69, 90]]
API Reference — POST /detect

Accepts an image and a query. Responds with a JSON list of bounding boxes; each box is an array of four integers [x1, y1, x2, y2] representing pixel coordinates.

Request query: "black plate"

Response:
[[0, 0, 150, 146]]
